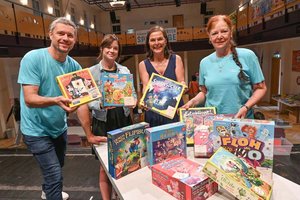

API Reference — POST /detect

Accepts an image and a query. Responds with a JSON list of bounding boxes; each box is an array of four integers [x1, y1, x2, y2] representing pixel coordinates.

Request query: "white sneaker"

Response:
[[41, 191, 69, 200]]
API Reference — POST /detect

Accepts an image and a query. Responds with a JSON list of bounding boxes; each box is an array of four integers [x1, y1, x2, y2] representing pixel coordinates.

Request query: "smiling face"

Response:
[[208, 20, 232, 53], [148, 31, 167, 55], [49, 23, 76, 54], [101, 40, 119, 62], [207, 15, 233, 56]]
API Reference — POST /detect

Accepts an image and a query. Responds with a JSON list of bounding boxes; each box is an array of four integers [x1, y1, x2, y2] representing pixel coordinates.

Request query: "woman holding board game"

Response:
[[182, 15, 267, 119], [77, 34, 137, 200], [139, 25, 186, 127]]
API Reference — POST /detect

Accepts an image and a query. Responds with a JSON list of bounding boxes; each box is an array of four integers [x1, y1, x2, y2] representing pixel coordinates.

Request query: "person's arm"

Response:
[[181, 85, 207, 109], [138, 61, 149, 94], [23, 84, 77, 113], [76, 104, 107, 144], [175, 55, 186, 86], [235, 81, 267, 118]]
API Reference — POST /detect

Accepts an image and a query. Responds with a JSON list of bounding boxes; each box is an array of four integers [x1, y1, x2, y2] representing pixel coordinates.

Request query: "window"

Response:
[[32, 0, 40, 16]]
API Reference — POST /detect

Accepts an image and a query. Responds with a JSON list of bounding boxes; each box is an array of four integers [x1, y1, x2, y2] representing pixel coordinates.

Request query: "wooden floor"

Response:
[[0, 106, 299, 149]]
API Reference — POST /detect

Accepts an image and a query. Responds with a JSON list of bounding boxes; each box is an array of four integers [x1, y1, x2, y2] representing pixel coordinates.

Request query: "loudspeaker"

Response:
[[110, 11, 117, 23], [200, 2, 207, 14], [175, 0, 181, 7], [126, 2, 131, 11]]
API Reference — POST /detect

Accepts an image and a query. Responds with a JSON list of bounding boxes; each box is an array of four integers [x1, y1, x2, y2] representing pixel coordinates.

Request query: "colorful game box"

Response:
[[194, 114, 234, 158], [152, 157, 218, 200], [179, 107, 216, 145], [107, 122, 149, 179], [101, 72, 135, 107], [203, 147, 273, 200], [139, 73, 186, 119], [56, 68, 101, 107], [146, 122, 187, 166], [211, 118, 275, 183]]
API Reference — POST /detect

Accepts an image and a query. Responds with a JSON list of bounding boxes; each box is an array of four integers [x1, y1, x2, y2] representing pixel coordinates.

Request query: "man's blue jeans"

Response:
[[23, 131, 67, 200]]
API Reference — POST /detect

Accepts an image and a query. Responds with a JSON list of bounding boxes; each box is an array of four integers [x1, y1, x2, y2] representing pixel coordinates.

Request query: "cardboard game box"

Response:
[[139, 73, 186, 119], [101, 73, 135, 107], [107, 122, 149, 179], [152, 157, 218, 200], [203, 147, 272, 200], [194, 114, 234, 158], [179, 107, 216, 145], [56, 68, 101, 107], [146, 122, 187, 166], [211, 118, 275, 183]]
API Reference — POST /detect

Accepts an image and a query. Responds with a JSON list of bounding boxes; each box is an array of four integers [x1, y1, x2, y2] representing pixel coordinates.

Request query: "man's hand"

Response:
[[54, 96, 78, 112], [87, 135, 107, 144]]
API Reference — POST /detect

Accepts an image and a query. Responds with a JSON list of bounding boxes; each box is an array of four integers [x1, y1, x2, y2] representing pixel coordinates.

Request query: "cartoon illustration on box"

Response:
[[152, 157, 218, 200], [140, 73, 186, 119], [101, 73, 134, 106], [146, 122, 187, 166], [107, 122, 149, 179], [212, 119, 275, 184], [179, 107, 216, 145], [203, 147, 272, 200]]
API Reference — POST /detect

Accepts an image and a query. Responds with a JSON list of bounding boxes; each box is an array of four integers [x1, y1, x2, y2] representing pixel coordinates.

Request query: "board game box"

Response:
[[203, 147, 273, 200], [152, 157, 218, 200], [107, 122, 149, 179], [56, 68, 101, 107], [146, 122, 187, 166], [101, 72, 135, 107], [194, 114, 234, 158], [211, 118, 275, 183], [140, 73, 186, 119], [179, 107, 216, 145]]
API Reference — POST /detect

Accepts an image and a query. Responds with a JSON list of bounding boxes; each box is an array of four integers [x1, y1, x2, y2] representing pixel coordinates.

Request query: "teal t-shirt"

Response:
[[199, 48, 264, 118], [18, 48, 81, 138]]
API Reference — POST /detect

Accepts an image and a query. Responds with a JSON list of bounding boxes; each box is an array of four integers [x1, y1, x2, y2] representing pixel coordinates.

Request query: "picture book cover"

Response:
[[211, 118, 275, 183], [203, 147, 272, 200], [56, 68, 101, 107], [146, 122, 187, 166], [107, 122, 149, 179], [179, 107, 216, 145], [139, 73, 186, 119], [194, 114, 234, 158], [101, 73, 135, 107], [152, 157, 218, 200]]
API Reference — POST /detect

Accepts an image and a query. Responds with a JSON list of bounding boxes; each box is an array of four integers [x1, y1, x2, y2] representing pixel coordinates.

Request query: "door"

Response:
[[173, 15, 184, 28], [269, 57, 281, 105]]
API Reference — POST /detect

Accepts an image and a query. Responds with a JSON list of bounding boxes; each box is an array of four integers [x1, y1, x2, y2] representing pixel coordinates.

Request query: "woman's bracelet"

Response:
[[242, 104, 250, 111]]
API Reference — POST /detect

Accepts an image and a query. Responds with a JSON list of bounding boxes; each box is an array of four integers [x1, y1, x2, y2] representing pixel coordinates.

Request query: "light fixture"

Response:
[[47, 6, 54, 14], [65, 13, 71, 20], [79, 19, 84, 25], [90, 23, 95, 29], [20, 0, 28, 5], [109, 0, 126, 8]]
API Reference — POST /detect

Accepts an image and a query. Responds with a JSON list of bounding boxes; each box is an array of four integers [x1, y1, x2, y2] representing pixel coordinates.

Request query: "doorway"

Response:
[[173, 15, 184, 29], [269, 56, 281, 105]]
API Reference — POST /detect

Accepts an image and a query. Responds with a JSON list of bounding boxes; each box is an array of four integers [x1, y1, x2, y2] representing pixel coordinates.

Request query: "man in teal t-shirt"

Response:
[[18, 17, 81, 200]]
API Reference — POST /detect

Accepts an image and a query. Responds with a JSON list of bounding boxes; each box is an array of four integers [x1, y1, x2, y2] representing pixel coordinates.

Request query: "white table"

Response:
[[93, 143, 300, 200]]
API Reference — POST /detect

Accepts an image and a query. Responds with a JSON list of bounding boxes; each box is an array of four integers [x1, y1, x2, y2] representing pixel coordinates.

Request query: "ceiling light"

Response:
[[109, 0, 126, 8]]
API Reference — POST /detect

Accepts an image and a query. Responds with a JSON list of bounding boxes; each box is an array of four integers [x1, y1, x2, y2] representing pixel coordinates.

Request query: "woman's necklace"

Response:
[[154, 59, 168, 75], [100, 60, 116, 71]]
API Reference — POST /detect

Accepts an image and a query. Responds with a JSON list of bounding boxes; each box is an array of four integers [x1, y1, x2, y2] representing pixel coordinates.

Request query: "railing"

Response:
[[0, 0, 299, 47]]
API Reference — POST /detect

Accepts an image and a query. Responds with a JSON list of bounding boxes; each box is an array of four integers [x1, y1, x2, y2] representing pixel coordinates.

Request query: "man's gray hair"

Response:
[[49, 17, 77, 34]]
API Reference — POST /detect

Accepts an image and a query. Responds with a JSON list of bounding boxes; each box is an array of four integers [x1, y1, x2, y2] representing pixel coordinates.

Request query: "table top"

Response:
[[94, 143, 300, 200]]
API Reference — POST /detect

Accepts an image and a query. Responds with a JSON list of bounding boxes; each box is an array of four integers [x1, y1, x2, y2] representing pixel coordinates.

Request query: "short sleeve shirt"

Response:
[[199, 48, 264, 118], [18, 48, 81, 138]]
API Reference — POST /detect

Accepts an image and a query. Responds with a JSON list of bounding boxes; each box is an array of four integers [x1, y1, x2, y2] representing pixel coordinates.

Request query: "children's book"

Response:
[[56, 68, 101, 107], [139, 73, 186, 119], [152, 157, 218, 200], [179, 107, 216, 145], [211, 118, 275, 184], [101, 73, 135, 107], [107, 122, 149, 179], [145, 122, 187, 166], [203, 147, 272, 200]]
